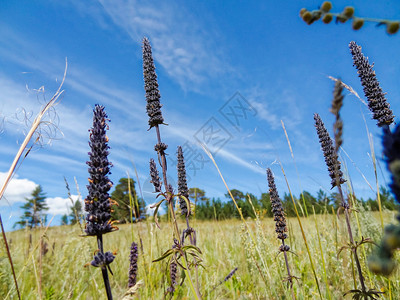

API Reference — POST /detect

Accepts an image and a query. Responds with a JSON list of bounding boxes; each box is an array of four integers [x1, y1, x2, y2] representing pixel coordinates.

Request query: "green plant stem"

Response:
[[278, 162, 323, 300], [184, 216, 200, 293], [337, 185, 366, 293], [154, 124, 202, 299], [181, 254, 201, 300], [312, 206, 331, 300], [281, 120, 308, 217], [203, 146, 273, 298], [0, 215, 20, 300], [281, 240, 295, 300]]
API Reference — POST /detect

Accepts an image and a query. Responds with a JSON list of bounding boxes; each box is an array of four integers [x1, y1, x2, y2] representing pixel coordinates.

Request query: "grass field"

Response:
[[1, 210, 398, 299]]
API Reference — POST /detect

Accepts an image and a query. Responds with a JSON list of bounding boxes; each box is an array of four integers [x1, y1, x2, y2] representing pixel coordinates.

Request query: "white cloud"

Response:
[[146, 202, 165, 216], [46, 194, 80, 216], [0, 172, 38, 206]]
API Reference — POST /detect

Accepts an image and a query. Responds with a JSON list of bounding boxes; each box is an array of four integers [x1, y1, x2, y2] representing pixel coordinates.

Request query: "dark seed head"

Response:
[[267, 168, 288, 240], [84, 105, 116, 236], [330, 80, 344, 153], [91, 251, 115, 268], [224, 267, 238, 282], [314, 113, 346, 188], [149, 158, 162, 193], [128, 242, 138, 288], [143, 37, 164, 129], [168, 260, 178, 293], [349, 41, 394, 127], [177, 146, 189, 216]]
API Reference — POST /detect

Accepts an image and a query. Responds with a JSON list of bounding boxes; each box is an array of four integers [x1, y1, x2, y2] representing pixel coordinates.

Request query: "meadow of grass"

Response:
[[0, 210, 398, 299]]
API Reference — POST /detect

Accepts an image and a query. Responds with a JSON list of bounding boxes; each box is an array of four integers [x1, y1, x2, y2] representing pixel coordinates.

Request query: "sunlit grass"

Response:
[[0, 210, 398, 299]]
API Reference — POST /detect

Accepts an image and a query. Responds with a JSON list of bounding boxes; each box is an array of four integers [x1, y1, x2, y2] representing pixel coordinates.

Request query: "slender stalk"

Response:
[[312, 206, 331, 300], [127, 173, 135, 241], [39, 226, 43, 299], [153, 125, 201, 299], [181, 254, 201, 300], [278, 162, 323, 299], [0, 62, 66, 300], [281, 120, 308, 217], [5, 216, 54, 300], [337, 185, 366, 293], [0, 216, 20, 300], [97, 235, 113, 300], [201, 145, 273, 298], [282, 240, 296, 300]]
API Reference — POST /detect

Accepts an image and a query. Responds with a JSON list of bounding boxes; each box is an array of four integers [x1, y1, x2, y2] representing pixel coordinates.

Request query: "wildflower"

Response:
[[314, 113, 346, 188], [330, 80, 344, 153], [84, 104, 116, 300], [349, 41, 394, 127], [168, 260, 178, 293], [91, 251, 115, 268], [143, 37, 164, 129], [85, 105, 116, 236], [128, 242, 138, 288], [267, 168, 288, 241], [224, 267, 238, 282], [177, 146, 189, 216], [149, 159, 162, 193]]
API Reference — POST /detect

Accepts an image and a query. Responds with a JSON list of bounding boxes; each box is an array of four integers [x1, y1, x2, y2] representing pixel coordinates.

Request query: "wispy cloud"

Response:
[[90, 0, 233, 92]]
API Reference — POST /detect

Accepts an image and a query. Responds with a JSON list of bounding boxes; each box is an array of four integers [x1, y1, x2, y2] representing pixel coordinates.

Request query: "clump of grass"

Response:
[[83, 104, 118, 300]]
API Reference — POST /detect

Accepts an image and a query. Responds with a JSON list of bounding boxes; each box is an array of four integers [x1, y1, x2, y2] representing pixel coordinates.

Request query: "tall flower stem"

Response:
[[337, 185, 366, 293], [0, 215, 20, 300], [177, 146, 200, 293], [153, 125, 201, 300], [154, 125, 180, 239], [97, 235, 113, 300]]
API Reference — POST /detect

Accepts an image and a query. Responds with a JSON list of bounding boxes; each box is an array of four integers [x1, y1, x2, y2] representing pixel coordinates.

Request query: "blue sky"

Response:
[[1, 0, 400, 231]]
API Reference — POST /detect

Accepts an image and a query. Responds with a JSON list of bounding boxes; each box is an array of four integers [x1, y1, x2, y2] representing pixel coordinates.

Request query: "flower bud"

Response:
[[387, 22, 400, 34], [322, 13, 333, 24], [299, 8, 307, 18], [352, 18, 364, 30], [343, 6, 354, 18], [302, 11, 313, 24], [320, 1, 332, 12]]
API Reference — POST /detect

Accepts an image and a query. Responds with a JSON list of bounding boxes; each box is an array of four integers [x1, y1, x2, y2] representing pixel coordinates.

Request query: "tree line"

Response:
[[194, 187, 398, 220], [14, 178, 398, 229]]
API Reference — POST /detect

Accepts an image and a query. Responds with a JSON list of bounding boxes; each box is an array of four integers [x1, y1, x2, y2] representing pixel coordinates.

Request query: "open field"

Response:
[[1, 211, 398, 299]]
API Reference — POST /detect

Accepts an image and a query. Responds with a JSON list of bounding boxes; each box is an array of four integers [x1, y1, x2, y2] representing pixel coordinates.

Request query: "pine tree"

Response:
[[15, 185, 48, 229], [111, 178, 146, 223], [69, 199, 83, 225]]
